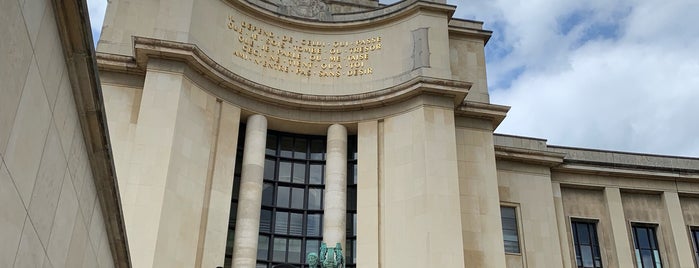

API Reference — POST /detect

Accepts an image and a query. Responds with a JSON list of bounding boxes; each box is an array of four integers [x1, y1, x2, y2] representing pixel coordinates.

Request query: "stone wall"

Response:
[[0, 0, 119, 267]]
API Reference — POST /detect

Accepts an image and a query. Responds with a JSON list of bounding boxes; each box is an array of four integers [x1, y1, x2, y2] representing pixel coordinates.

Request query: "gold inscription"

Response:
[[227, 15, 381, 78]]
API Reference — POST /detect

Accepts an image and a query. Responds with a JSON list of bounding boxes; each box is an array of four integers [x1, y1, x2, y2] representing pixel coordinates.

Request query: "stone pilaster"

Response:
[[604, 187, 634, 268]]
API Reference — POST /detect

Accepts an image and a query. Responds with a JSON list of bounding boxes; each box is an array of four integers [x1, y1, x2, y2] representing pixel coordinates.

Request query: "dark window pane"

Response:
[[232, 177, 241, 199], [307, 214, 321, 237], [501, 206, 516, 218], [265, 134, 277, 155], [306, 240, 320, 259], [648, 228, 657, 249], [256, 264, 267, 268], [347, 188, 357, 210], [229, 203, 238, 227], [260, 209, 272, 233], [348, 137, 357, 160], [309, 164, 323, 185], [292, 163, 306, 184], [294, 138, 307, 159], [277, 186, 290, 208], [633, 225, 662, 268], [288, 239, 302, 263], [234, 151, 243, 175], [289, 213, 303, 236], [502, 218, 517, 230], [264, 159, 275, 180], [637, 227, 650, 249], [226, 230, 235, 253], [500, 206, 519, 253], [504, 241, 520, 253], [503, 229, 519, 242], [275, 212, 288, 235], [279, 161, 292, 182], [257, 235, 269, 260], [262, 183, 274, 206], [308, 188, 322, 210], [291, 188, 304, 209], [310, 139, 324, 160], [581, 245, 593, 267], [346, 239, 354, 264], [280, 137, 293, 158], [273, 238, 287, 262], [572, 221, 602, 268], [346, 213, 354, 237], [641, 249, 654, 268], [577, 223, 590, 245]]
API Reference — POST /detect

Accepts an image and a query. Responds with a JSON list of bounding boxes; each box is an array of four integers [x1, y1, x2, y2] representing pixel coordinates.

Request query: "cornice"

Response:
[[494, 145, 566, 167], [230, 0, 456, 30], [455, 101, 510, 129], [448, 24, 492, 44], [553, 162, 699, 182], [97, 37, 471, 111]]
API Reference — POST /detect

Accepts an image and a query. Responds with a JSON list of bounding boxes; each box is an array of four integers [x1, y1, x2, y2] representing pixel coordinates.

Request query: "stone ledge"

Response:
[[455, 101, 510, 129]]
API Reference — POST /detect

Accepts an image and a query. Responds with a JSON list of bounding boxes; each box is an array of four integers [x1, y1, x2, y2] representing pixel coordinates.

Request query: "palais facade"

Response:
[[91, 0, 699, 267]]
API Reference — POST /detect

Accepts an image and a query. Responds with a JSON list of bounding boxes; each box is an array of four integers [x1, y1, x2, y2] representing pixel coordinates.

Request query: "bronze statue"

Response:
[[307, 242, 344, 268]]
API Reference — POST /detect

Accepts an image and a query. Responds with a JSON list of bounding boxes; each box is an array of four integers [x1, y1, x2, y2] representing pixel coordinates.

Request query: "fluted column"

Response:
[[323, 124, 348, 249], [232, 114, 267, 267]]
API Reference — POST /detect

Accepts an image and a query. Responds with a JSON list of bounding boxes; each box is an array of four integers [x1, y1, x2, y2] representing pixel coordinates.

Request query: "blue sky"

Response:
[[87, 0, 699, 157]]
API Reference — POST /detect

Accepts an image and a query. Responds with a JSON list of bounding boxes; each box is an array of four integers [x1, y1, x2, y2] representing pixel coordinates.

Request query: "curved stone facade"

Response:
[[94, 1, 699, 268]]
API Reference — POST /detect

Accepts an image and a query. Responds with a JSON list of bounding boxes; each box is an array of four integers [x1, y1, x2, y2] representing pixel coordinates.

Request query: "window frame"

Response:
[[630, 223, 663, 268], [258, 131, 328, 267], [570, 218, 603, 268], [690, 227, 699, 267], [500, 204, 522, 255]]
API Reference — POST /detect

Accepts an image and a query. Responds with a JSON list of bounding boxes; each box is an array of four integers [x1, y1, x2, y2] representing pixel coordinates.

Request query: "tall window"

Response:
[[501, 206, 520, 253], [346, 138, 358, 267], [632, 225, 662, 268], [258, 132, 327, 267], [224, 129, 358, 267], [691, 227, 699, 267], [571, 220, 602, 268]]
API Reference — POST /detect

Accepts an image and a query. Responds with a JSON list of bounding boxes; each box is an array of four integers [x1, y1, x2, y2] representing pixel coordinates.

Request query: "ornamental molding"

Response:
[[229, 0, 455, 29], [96, 36, 471, 112]]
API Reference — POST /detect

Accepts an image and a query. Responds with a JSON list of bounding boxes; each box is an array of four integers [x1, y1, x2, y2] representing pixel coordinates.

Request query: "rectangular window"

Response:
[[501, 206, 520, 253], [691, 228, 699, 266], [571, 220, 602, 268], [632, 225, 662, 268]]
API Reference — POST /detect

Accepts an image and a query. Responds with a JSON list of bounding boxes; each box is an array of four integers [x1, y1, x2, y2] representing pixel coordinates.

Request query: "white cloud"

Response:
[[85, 0, 699, 156], [450, 0, 699, 157], [87, 0, 108, 46]]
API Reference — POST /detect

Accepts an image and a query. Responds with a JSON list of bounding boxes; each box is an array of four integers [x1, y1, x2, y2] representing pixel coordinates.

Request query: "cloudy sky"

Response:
[[86, 0, 699, 157]]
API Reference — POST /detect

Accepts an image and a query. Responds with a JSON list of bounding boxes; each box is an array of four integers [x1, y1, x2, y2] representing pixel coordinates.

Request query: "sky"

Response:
[[86, 0, 699, 157]]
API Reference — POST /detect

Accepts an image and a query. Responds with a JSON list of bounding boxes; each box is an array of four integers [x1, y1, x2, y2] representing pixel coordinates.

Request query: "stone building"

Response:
[[3, 0, 698, 268]]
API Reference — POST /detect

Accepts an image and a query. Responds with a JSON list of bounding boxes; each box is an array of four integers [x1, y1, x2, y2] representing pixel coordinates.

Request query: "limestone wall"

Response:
[[101, 61, 241, 267], [98, 0, 464, 96], [0, 0, 116, 267], [494, 134, 699, 268], [496, 160, 565, 267]]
